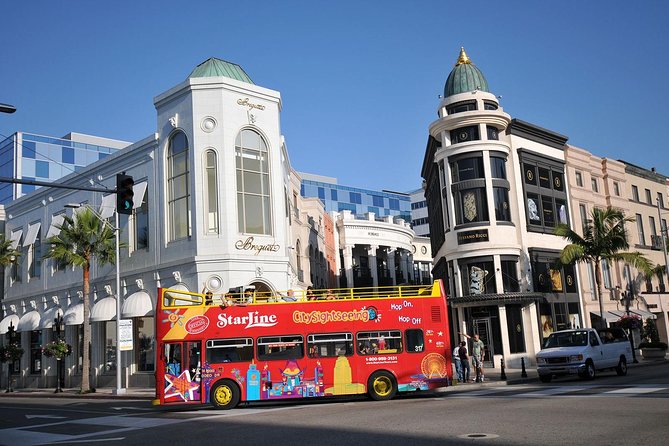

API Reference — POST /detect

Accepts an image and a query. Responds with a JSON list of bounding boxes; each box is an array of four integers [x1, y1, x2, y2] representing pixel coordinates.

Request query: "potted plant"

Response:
[[0, 342, 25, 392], [639, 319, 668, 359], [616, 314, 642, 330], [42, 339, 72, 360]]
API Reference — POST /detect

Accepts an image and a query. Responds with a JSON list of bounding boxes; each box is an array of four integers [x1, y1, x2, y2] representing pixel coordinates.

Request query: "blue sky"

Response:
[[1, 1, 668, 193]]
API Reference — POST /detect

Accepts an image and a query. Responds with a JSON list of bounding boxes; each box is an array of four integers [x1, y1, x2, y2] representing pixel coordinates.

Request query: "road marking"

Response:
[[25, 415, 67, 420], [44, 437, 125, 444], [604, 387, 667, 394]]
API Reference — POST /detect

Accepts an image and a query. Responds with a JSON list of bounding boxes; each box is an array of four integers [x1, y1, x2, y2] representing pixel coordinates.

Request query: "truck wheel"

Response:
[[539, 375, 552, 383], [615, 357, 628, 376], [368, 371, 397, 401], [211, 380, 240, 410], [580, 361, 596, 380]]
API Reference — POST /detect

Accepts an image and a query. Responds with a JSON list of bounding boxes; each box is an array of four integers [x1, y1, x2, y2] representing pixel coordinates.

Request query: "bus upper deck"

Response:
[[161, 281, 442, 309]]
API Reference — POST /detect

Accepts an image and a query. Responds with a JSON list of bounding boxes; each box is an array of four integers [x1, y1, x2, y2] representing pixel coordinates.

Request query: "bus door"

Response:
[[162, 341, 202, 404]]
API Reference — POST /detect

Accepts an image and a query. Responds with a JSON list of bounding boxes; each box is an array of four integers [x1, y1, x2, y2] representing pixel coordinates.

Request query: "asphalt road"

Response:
[[1, 362, 668, 446]]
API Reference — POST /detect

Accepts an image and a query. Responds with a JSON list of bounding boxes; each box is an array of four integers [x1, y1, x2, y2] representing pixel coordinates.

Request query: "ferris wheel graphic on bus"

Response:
[[420, 353, 448, 379]]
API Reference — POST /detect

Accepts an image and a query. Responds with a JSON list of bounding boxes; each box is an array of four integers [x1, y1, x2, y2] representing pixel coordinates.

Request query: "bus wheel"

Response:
[[368, 371, 397, 401], [211, 380, 240, 410]]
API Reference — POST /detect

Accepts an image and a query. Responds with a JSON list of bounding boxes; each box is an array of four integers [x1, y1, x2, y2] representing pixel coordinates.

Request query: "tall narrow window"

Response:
[[135, 187, 149, 250], [636, 213, 645, 245], [30, 330, 42, 374], [601, 259, 612, 289], [204, 150, 219, 234], [236, 129, 272, 235], [579, 204, 588, 234], [167, 131, 190, 241]]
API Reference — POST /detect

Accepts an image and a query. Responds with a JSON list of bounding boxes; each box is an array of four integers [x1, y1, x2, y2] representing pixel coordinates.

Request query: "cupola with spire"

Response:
[[443, 48, 489, 97]]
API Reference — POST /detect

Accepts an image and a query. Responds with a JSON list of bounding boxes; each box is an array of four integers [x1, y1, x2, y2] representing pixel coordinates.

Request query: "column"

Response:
[[342, 245, 354, 288], [407, 253, 414, 284], [498, 304, 510, 368], [386, 248, 396, 285], [368, 245, 379, 288], [399, 251, 409, 284]]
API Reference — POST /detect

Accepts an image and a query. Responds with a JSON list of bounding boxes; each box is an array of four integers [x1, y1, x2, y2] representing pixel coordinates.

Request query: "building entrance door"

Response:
[[473, 318, 494, 368]]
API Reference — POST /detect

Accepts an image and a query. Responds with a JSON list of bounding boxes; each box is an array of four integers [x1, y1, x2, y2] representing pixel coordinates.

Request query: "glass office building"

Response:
[[0, 132, 127, 204], [300, 172, 411, 222]]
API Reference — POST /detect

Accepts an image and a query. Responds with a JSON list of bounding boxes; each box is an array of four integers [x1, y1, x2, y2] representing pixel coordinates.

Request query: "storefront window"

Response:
[[135, 317, 155, 372], [460, 259, 496, 295], [30, 330, 42, 374], [104, 321, 117, 372]]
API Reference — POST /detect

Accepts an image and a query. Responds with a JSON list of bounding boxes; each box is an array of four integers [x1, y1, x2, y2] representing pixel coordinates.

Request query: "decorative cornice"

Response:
[[507, 119, 568, 149]]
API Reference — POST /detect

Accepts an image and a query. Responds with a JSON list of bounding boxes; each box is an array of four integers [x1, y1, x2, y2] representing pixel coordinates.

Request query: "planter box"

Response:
[[640, 348, 667, 359]]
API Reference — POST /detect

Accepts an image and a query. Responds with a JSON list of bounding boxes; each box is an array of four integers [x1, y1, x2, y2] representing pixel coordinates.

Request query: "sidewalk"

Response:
[[0, 356, 665, 400]]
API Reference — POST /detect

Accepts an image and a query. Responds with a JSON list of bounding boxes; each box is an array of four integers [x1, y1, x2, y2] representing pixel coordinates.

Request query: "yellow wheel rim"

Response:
[[373, 376, 392, 397], [213, 385, 232, 406]]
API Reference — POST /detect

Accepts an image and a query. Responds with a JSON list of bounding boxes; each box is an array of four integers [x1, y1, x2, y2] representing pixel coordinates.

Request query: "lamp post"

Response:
[[620, 287, 639, 364], [53, 314, 64, 393], [65, 203, 124, 394], [5, 322, 17, 393]]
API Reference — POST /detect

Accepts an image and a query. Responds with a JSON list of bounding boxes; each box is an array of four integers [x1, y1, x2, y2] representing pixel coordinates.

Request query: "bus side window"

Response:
[[405, 329, 424, 353], [166, 343, 182, 375]]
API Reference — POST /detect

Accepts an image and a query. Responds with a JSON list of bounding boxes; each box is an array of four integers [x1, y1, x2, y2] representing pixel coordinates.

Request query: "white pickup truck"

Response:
[[536, 328, 632, 383]]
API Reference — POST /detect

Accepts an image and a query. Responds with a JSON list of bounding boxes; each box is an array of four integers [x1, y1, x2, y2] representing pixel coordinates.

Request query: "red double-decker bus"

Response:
[[153, 281, 451, 409]]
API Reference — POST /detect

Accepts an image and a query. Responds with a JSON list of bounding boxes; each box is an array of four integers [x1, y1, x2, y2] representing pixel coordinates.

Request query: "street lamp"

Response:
[[53, 314, 65, 393], [5, 322, 17, 393], [617, 284, 639, 364], [65, 203, 125, 395]]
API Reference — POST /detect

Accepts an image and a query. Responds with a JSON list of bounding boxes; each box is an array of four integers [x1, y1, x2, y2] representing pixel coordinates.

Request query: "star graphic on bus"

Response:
[[165, 370, 200, 401], [162, 309, 185, 328]]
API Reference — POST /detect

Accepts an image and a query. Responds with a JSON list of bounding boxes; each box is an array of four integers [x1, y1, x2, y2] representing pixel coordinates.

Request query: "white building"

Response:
[[422, 48, 574, 368], [0, 58, 297, 388]]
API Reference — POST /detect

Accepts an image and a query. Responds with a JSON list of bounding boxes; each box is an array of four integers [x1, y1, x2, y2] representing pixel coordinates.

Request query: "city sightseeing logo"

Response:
[[217, 311, 278, 329], [292, 307, 375, 325]]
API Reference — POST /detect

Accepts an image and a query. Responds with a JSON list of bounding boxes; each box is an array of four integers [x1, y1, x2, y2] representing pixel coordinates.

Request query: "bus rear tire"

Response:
[[211, 380, 240, 410], [368, 371, 397, 401]]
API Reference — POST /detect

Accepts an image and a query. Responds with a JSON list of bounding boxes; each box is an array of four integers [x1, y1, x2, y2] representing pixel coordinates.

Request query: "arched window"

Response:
[[235, 129, 271, 234], [167, 131, 190, 240], [296, 240, 302, 272], [204, 150, 219, 234]]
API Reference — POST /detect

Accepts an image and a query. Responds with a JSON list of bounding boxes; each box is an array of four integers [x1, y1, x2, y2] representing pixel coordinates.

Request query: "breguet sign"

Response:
[[235, 236, 280, 255], [457, 229, 489, 245]]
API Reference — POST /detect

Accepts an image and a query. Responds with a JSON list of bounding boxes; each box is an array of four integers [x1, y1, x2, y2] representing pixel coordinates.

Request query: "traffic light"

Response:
[[116, 173, 134, 215]]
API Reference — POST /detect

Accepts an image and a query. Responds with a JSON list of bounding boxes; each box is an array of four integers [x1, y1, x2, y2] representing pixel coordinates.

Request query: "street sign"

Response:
[[119, 319, 134, 351]]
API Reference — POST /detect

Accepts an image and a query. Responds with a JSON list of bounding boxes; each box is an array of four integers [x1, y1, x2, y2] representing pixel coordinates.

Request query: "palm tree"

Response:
[[43, 207, 117, 393], [0, 235, 21, 267], [555, 207, 652, 326]]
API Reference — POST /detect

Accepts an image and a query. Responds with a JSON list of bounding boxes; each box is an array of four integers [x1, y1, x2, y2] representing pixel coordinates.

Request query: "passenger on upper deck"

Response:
[[306, 287, 317, 301], [325, 289, 336, 300], [282, 289, 297, 302]]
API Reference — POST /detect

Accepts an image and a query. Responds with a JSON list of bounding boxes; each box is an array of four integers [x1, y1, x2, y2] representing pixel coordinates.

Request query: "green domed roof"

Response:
[[444, 48, 489, 97], [189, 57, 254, 84]]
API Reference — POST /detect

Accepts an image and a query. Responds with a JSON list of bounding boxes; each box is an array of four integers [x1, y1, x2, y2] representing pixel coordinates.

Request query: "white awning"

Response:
[[46, 214, 65, 238], [630, 308, 657, 320], [90, 297, 117, 322], [17, 310, 41, 332], [40, 307, 64, 329], [23, 222, 41, 247], [0, 314, 19, 335], [63, 303, 85, 326], [133, 182, 148, 209], [99, 193, 117, 219], [9, 229, 22, 250], [122, 291, 153, 318], [591, 311, 621, 324]]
